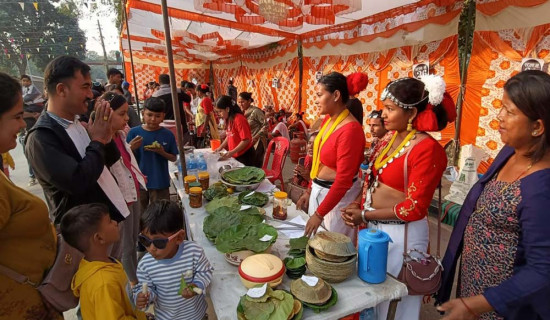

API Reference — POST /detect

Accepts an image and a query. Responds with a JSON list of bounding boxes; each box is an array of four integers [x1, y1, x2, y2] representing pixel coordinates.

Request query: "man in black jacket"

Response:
[[26, 56, 128, 225]]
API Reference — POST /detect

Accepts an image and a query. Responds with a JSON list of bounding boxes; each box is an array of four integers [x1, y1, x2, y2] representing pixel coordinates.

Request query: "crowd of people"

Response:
[[1, 54, 549, 320]]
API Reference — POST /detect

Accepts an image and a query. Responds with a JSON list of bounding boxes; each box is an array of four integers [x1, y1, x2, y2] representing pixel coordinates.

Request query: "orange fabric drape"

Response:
[[460, 24, 550, 172], [476, 0, 547, 16]]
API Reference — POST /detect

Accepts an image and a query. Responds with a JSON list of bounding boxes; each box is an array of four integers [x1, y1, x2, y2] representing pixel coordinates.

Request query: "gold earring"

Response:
[[407, 118, 413, 132]]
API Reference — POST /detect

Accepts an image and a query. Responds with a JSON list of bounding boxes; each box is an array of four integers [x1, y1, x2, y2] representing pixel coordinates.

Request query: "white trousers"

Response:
[[308, 179, 362, 243], [369, 218, 429, 320]]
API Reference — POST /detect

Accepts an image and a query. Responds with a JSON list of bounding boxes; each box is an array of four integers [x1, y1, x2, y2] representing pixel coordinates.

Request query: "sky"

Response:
[[78, 3, 120, 55]]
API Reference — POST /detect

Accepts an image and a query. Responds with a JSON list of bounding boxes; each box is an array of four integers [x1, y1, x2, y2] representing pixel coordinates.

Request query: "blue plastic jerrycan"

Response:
[[357, 228, 392, 284]]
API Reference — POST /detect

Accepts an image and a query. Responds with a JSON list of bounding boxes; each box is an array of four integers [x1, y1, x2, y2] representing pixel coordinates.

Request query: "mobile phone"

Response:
[[298, 157, 305, 166]]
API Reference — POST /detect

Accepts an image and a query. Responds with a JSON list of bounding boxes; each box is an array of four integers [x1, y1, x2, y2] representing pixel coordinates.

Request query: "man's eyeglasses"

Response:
[[138, 230, 182, 249]]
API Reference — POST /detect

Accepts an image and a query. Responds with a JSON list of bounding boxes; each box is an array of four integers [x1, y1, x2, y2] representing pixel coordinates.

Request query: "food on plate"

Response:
[[144, 141, 162, 148], [222, 166, 266, 185], [215, 223, 278, 253]]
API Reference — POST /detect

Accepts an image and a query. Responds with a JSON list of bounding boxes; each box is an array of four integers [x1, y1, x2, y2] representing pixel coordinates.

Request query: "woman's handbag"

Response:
[[397, 147, 443, 296], [0, 234, 83, 312]]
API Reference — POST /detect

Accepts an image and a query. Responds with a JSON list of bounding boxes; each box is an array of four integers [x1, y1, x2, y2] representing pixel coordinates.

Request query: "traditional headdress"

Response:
[[347, 72, 369, 96], [381, 75, 457, 131]]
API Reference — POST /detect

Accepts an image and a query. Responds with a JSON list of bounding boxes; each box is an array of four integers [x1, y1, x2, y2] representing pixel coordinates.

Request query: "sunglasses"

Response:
[[138, 230, 182, 249], [103, 92, 117, 103], [368, 111, 382, 119]]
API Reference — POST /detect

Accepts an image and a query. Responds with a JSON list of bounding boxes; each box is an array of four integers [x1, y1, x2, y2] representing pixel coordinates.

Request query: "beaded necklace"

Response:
[[374, 130, 417, 170], [364, 130, 417, 206]]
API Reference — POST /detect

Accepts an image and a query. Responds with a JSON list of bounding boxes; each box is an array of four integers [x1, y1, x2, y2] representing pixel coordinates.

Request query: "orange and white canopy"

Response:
[[121, 0, 448, 62]]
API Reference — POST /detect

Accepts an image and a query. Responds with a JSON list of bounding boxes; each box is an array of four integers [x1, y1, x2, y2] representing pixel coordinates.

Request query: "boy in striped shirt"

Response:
[[133, 200, 213, 320]]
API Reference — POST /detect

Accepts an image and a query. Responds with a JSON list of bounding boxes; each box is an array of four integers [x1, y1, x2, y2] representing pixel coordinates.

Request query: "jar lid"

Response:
[[198, 172, 209, 179], [239, 254, 285, 282], [274, 191, 288, 199], [184, 175, 197, 182], [189, 187, 203, 193]]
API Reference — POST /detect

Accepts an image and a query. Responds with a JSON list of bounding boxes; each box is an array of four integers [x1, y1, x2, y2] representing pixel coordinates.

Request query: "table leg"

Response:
[[386, 299, 400, 320]]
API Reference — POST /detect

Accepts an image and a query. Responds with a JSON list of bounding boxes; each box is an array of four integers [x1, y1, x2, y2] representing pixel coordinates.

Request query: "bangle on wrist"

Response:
[[314, 212, 324, 220], [361, 209, 368, 224], [459, 297, 479, 318]]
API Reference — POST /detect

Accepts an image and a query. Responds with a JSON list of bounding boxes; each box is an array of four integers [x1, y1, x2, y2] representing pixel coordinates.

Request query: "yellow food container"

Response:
[[198, 172, 210, 190], [273, 191, 288, 220], [189, 187, 203, 208], [184, 175, 197, 194]]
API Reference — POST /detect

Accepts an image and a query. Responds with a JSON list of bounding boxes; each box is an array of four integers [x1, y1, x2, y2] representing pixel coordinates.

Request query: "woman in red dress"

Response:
[[213, 95, 256, 166], [341, 75, 456, 320], [296, 72, 365, 242]]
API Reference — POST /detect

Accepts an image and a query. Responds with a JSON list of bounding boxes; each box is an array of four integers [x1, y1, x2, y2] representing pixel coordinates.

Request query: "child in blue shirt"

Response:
[[133, 200, 213, 320], [127, 97, 178, 212]]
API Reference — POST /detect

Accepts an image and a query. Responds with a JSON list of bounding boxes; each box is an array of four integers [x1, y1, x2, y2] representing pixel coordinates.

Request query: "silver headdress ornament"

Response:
[[381, 78, 430, 109]]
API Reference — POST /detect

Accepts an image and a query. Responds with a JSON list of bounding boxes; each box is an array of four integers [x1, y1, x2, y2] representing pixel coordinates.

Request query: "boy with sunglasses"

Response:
[[61, 203, 146, 320], [133, 200, 213, 320]]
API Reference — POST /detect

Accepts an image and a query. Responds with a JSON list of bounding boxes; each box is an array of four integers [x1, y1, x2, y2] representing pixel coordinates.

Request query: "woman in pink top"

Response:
[[102, 92, 147, 284]]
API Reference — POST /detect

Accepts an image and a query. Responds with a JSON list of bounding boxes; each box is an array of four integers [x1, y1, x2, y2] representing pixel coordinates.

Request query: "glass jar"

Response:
[[189, 187, 203, 208], [184, 175, 197, 194], [272, 191, 288, 220], [198, 171, 210, 190]]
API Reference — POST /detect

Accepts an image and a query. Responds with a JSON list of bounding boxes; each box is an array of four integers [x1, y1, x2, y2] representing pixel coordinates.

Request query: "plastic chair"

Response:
[[262, 137, 290, 191]]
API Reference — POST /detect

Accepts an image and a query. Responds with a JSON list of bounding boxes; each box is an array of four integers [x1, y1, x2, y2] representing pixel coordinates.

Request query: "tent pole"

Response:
[[210, 61, 215, 99], [160, 0, 187, 176], [298, 39, 303, 113], [122, 0, 141, 116], [453, 0, 476, 164]]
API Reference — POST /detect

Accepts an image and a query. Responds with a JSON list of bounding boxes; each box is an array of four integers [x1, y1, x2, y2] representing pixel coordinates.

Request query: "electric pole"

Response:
[[97, 19, 109, 74]]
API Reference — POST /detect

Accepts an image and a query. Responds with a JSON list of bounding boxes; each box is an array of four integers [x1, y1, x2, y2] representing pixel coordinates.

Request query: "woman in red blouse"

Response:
[[213, 95, 255, 166], [341, 75, 456, 320], [296, 72, 365, 242]]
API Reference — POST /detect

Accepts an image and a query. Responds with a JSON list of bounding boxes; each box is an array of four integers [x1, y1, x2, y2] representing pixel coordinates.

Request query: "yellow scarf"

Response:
[[310, 109, 350, 180]]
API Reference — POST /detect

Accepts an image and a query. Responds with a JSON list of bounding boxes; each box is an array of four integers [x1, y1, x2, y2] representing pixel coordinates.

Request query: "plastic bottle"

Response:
[[187, 154, 198, 178], [176, 155, 183, 173], [197, 154, 208, 172]]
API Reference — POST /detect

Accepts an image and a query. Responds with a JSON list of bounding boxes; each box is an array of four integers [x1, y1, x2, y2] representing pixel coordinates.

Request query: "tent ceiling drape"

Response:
[[121, 0, 463, 62]]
